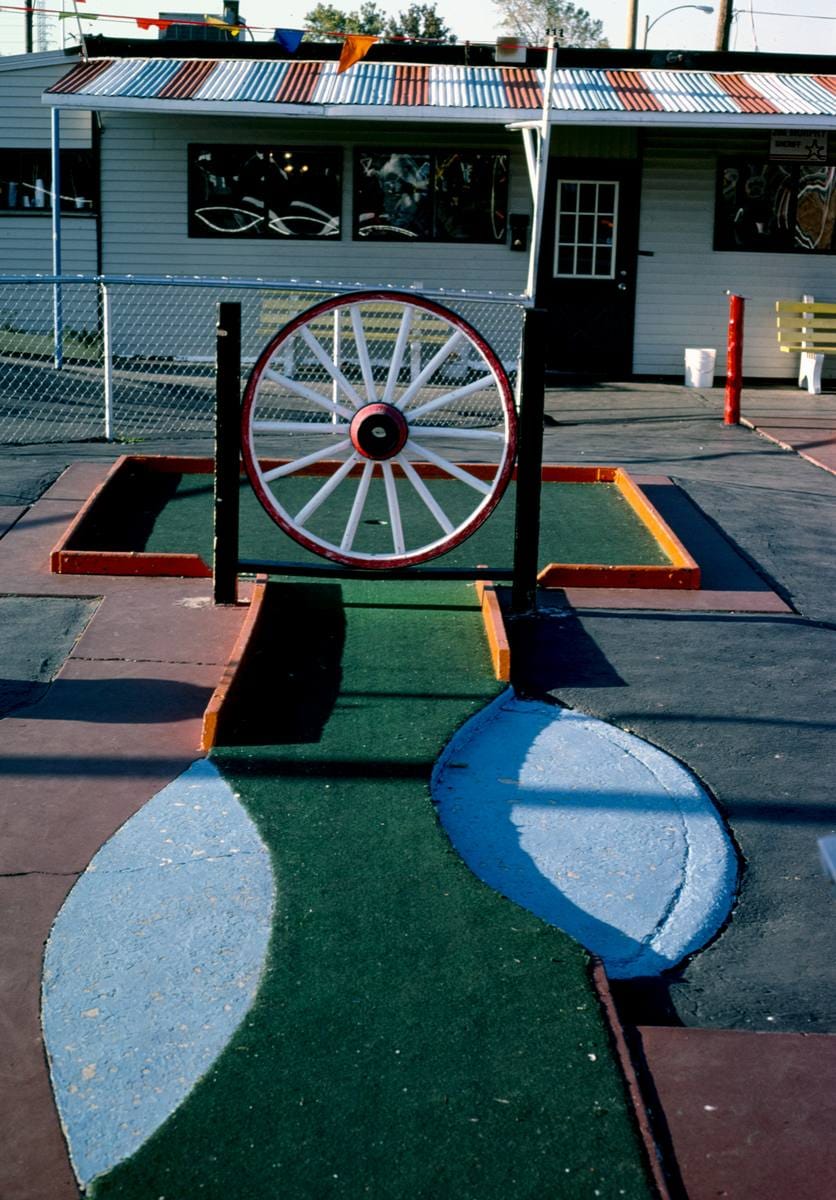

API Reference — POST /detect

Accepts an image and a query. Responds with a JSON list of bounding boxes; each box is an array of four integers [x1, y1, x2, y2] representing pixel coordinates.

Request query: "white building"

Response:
[[2, 40, 835, 381]]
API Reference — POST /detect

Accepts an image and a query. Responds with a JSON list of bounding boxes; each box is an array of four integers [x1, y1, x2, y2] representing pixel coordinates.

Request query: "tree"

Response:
[[385, 3, 454, 42], [496, 0, 608, 47], [304, 1, 387, 39]]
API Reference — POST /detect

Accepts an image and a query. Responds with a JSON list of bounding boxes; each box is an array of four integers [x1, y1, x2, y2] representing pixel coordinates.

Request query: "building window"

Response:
[[354, 150, 509, 243], [188, 145, 342, 238], [0, 149, 96, 214], [716, 160, 836, 253], [553, 180, 617, 278]]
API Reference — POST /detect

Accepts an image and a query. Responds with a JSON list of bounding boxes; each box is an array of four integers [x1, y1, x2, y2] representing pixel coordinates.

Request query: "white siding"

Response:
[[634, 130, 835, 381], [0, 54, 96, 275], [0, 55, 91, 148], [98, 112, 531, 293]]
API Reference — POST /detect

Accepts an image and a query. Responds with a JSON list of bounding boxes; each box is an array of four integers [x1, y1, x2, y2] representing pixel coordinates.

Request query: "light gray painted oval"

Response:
[[42, 758, 275, 1187], [432, 690, 737, 978]]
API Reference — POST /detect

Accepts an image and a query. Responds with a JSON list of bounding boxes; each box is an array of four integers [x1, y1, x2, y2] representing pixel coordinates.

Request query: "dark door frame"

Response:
[[535, 156, 642, 381]]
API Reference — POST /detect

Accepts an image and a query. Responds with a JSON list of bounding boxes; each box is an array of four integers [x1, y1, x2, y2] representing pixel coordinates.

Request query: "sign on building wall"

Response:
[[769, 131, 829, 162]]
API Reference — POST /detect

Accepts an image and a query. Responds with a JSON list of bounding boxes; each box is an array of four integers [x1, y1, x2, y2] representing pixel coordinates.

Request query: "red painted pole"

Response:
[[725, 293, 745, 425]]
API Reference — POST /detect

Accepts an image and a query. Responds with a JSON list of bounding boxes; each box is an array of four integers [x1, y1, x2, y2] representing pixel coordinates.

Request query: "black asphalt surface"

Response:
[[1, 382, 834, 1034]]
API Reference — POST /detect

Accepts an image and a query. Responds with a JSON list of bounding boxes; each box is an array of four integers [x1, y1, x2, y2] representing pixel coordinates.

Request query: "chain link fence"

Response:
[[0, 276, 526, 445]]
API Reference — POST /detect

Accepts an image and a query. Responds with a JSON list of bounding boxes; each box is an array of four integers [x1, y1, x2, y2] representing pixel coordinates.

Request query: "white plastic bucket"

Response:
[[684, 348, 716, 388]]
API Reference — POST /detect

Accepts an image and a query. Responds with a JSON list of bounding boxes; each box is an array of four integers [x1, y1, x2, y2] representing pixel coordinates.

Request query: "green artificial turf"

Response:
[[80, 462, 670, 569], [89, 579, 654, 1200]]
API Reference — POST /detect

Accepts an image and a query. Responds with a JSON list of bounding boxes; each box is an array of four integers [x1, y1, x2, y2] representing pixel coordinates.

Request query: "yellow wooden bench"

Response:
[[776, 296, 836, 394], [257, 291, 479, 383]]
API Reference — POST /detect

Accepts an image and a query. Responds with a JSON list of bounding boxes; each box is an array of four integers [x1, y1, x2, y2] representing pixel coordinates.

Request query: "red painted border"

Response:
[[50, 454, 213, 578], [590, 960, 673, 1200], [201, 575, 267, 750], [51, 455, 696, 592]]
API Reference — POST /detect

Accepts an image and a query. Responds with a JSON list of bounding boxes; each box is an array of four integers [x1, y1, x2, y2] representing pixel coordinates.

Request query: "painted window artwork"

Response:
[[354, 150, 508, 243], [716, 160, 835, 254], [434, 152, 509, 243], [0, 149, 96, 214], [188, 145, 342, 239], [354, 152, 432, 240]]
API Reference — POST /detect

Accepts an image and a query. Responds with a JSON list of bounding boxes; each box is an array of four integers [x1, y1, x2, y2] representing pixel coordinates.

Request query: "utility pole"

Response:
[[715, 0, 734, 50], [626, 0, 639, 48]]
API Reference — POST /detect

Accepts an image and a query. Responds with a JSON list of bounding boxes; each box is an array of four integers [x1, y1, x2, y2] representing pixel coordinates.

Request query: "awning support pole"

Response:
[[525, 34, 557, 301], [51, 107, 63, 370]]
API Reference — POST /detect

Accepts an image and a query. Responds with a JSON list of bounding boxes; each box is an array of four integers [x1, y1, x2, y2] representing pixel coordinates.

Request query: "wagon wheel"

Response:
[[241, 290, 517, 570]]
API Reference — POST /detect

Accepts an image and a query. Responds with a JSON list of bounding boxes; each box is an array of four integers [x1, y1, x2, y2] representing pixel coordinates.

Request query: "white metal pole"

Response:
[[51, 107, 63, 370], [525, 33, 557, 301], [101, 283, 114, 439]]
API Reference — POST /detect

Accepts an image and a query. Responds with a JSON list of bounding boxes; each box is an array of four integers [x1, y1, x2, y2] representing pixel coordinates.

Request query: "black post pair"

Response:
[[212, 301, 547, 612]]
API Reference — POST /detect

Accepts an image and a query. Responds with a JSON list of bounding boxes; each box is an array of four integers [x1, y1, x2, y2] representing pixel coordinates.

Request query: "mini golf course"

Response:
[[48, 575, 656, 1199], [51, 457, 682, 583]]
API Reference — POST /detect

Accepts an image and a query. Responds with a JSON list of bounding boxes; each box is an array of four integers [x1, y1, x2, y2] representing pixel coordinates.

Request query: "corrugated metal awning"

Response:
[[44, 57, 836, 127]]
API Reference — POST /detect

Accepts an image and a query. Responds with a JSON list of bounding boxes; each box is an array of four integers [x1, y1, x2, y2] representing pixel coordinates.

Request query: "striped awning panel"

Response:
[[46, 58, 836, 118]]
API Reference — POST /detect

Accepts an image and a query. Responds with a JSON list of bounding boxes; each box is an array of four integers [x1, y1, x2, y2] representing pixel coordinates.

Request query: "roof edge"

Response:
[[77, 36, 836, 77]]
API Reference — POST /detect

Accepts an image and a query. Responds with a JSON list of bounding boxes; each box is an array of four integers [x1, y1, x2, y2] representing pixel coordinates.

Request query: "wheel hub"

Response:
[[349, 402, 409, 461]]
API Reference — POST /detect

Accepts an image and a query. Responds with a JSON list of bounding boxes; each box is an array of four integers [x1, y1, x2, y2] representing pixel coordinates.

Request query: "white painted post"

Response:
[[525, 34, 557, 301], [101, 283, 114, 439]]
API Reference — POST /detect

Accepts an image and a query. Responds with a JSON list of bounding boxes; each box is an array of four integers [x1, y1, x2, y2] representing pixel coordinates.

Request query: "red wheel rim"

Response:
[[241, 289, 517, 570]]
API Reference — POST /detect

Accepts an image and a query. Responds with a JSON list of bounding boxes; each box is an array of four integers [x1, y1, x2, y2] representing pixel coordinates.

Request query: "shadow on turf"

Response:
[[216, 581, 346, 746]]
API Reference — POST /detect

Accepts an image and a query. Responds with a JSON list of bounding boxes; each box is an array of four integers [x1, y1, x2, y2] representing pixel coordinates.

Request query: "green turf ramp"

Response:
[[89, 579, 655, 1199]]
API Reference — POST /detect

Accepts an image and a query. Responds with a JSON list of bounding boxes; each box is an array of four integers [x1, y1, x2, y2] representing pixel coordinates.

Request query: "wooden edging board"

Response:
[[50, 456, 698, 592], [536, 465, 700, 591], [200, 574, 268, 751], [50, 455, 213, 579]]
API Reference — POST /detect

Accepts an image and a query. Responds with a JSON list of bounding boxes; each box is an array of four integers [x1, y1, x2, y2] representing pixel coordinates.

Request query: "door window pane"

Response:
[[577, 213, 595, 244], [554, 179, 619, 278], [579, 182, 596, 211], [557, 245, 575, 274], [575, 245, 594, 275], [559, 213, 576, 242]]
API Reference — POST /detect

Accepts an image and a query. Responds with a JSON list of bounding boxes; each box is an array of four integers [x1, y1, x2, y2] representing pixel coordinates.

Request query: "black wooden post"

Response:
[[213, 301, 241, 605], [511, 306, 547, 615]]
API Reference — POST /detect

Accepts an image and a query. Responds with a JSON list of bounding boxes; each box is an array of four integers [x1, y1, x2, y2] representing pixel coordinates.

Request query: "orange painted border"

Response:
[[201, 574, 268, 751], [475, 581, 510, 682], [51, 455, 699, 592], [537, 466, 701, 592]]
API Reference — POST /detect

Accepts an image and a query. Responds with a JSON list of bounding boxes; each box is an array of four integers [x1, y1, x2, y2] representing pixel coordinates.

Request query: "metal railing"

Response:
[[0, 275, 527, 445]]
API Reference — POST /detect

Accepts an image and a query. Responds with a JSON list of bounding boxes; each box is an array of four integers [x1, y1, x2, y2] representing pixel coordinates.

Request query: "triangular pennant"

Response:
[[136, 16, 172, 29], [273, 27, 304, 53], [205, 15, 241, 35], [337, 34, 377, 74]]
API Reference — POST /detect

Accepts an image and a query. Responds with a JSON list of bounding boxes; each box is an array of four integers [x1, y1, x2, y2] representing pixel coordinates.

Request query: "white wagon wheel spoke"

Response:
[[405, 439, 493, 495], [381, 462, 406, 556], [241, 289, 517, 570], [396, 455, 456, 536]]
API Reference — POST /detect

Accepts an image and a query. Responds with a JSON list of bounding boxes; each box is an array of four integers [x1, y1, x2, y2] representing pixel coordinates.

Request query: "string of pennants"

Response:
[[0, 2, 462, 71]]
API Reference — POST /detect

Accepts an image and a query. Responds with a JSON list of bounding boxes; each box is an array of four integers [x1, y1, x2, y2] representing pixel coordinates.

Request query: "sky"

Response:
[[2, 0, 835, 58]]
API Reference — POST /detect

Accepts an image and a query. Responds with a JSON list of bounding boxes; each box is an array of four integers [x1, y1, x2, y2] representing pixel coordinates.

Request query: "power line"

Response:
[[738, 8, 836, 17]]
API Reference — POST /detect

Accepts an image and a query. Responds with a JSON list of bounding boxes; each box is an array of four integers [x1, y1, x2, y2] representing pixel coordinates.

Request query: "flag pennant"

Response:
[[337, 34, 377, 73], [136, 16, 173, 29], [205, 14, 241, 35], [273, 27, 304, 53]]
